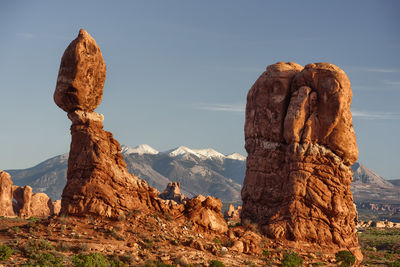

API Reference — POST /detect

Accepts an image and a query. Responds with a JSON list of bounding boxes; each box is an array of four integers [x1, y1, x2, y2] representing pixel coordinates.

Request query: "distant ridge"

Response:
[[5, 144, 399, 206]]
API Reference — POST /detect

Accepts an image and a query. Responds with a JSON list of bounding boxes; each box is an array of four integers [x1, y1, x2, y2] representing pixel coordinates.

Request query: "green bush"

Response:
[[22, 239, 55, 257], [23, 251, 64, 267], [281, 252, 303, 267], [335, 250, 355, 267], [0, 244, 13, 261], [209, 260, 225, 267], [388, 259, 400, 267], [72, 253, 109, 267]]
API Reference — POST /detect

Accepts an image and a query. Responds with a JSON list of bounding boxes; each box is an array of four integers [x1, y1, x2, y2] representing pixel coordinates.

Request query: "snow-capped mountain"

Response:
[[124, 144, 245, 161], [121, 144, 159, 155], [226, 153, 246, 161], [5, 145, 399, 206]]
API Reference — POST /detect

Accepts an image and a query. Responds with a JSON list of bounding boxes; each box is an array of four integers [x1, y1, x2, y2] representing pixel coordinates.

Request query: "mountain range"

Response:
[[6, 144, 400, 205]]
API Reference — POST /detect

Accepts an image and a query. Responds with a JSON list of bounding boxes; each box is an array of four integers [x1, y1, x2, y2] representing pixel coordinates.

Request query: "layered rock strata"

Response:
[[55, 29, 227, 234], [242, 62, 361, 260]]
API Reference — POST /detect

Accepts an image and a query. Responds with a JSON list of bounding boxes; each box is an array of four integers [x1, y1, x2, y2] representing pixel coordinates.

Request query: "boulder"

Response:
[[184, 195, 228, 233], [242, 62, 362, 261], [54, 29, 106, 113]]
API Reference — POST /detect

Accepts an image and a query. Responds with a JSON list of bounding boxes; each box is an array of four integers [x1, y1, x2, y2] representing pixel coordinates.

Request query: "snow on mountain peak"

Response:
[[122, 144, 246, 161], [226, 153, 246, 161], [192, 148, 225, 159], [167, 146, 200, 158], [121, 144, 159, 155]]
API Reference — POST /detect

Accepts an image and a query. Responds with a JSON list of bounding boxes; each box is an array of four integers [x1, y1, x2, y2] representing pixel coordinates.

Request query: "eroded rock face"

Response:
[[242, 62, 361, 261], [0, 170, 15, 217]]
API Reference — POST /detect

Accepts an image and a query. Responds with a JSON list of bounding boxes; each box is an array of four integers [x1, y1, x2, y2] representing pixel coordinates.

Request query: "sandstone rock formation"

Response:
[[184, 195, 228, 233], [0, 170, 58, 218], [55, 29, 228, 234], [159, 182, 187, 204], [224, 204, 241, 221], [54, 29, 106, 113], [0, 170, 15, 217], [242, 62, 362, 261]]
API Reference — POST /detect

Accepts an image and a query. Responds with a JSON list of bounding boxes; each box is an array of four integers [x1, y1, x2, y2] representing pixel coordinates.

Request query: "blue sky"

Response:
[[0, 1, 399, 179]]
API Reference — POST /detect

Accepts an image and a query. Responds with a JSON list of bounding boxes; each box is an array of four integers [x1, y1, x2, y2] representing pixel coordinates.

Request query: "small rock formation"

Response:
[[55, 29, 227, 233], [224, 204, 241, 221], [0, 170, 58, 218], [242, 62, 362, 261], [184, 195, 228, 233], [13, 185, 32, 217], [159, 182, 187, 204], [0, 170, 15, 217]]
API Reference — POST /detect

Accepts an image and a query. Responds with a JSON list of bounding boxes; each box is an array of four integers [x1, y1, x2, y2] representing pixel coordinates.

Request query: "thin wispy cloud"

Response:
[[352, 109, 400, 120], [16, 33, 35, 39], [384, 80, 400, 86], [346, 66, 400, 73], [195, 103, 245, 112]]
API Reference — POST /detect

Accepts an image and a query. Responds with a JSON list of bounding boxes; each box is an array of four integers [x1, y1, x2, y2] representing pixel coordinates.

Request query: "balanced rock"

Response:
[[55, 30, 228, 234], [54, 29, 106, 113], [0, 170, 15, 217], [242, 62, 362, 261]]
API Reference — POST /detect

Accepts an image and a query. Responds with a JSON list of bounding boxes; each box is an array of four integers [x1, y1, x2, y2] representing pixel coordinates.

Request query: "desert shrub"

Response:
[[388, 259, 400, 267], [281, 252, 303, 267], [110, 229, 125, 241], [0, 244, 13, 261], [118, 254, 132, 264], [27, 217, 39, 222], [335, 250, 355, 267], [213, 237, 221, 245], [72, 253, 109, 267], [143, 260, 176, 267], [22, 239, 54, 256], [358, 228, 400, 252], [209, 260, 225, 267], [23, 251, 64, 267]]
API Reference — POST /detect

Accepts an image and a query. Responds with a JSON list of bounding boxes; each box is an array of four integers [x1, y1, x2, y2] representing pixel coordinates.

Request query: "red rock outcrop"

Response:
[[184, 195, 228, 233], [224, 204, 241, 221], [12, 185, 58, 218], [159, 182, 187, 204], [13, 185, 32, 218], [55, 29, 228, 233], [0, 170, 15, 217], [242, 62, 362, 261], [0, 170, 58, 218]]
